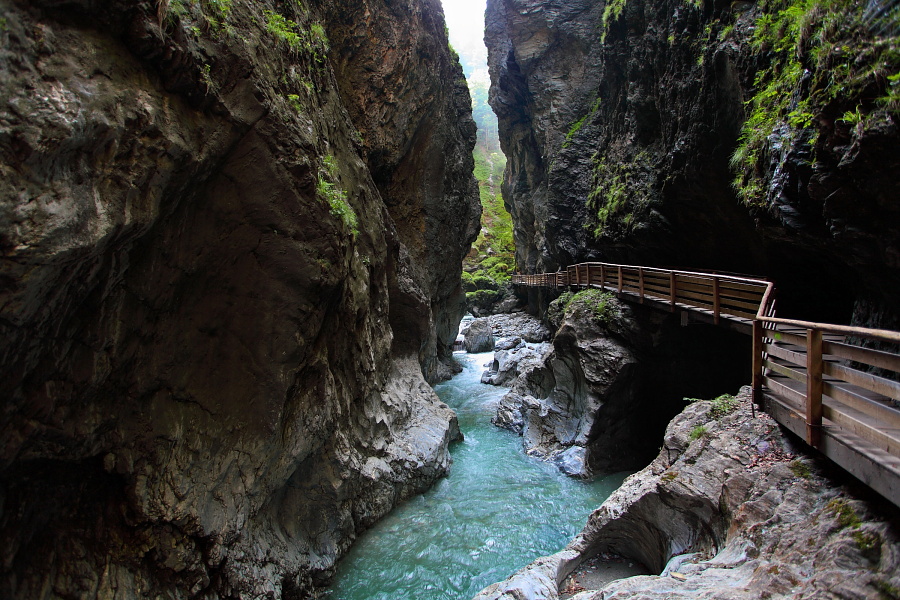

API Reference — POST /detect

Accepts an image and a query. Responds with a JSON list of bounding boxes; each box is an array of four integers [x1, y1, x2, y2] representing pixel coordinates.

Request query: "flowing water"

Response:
[[326, 351, 631, 600]]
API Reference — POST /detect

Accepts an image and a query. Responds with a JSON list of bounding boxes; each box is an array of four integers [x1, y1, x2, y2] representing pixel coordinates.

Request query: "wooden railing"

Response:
[[513, 262, 900, 507], [512, 262, 772, 326]]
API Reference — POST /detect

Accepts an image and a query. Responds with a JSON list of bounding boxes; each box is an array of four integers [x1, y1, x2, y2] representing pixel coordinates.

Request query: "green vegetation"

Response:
[[317, 155, 358, 236], [287, 94, 303, 113], [563, 98, 602, 148], [200, 63, 217, 93], [463, 146, 514, 303], [789, 459, 812, 479], [601, 0, 627, 43], [826, 498, 862, 529], [204, 0, 231, 30], [852, 529, 881, 556], [873, 579, 900, 600], [264, 10, 303, 48], [660, 470, 678, 482], [263, 9, 328, 59], [0, 17, 8, 31], [689, 425, 708, 440], [709, 393, 738, 418], [547, 289, 619, 326], [587, 151, 653, 238], [730, 0, 900, 206], [310, 22, 329, 52], [684, 393, 739, 418], [160, 0, 232, 33]]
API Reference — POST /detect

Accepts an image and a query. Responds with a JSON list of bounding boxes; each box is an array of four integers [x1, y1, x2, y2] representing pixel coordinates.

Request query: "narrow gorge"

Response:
[[1, 0, 899, 599]]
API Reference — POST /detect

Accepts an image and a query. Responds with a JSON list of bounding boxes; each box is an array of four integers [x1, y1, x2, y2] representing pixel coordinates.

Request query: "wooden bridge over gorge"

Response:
[[512, 263, 900, 508]]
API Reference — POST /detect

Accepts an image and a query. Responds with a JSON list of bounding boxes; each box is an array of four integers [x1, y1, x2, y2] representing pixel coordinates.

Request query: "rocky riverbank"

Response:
[[472, 386, 900, 600]]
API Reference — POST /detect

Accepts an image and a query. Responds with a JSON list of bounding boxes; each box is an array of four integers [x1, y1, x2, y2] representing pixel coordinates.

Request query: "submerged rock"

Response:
[[472, 387, 900, 600]]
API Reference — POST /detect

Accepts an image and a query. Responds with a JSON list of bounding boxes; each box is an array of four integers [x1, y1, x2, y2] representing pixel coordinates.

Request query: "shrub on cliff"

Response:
[[546, 289, 620, 330]]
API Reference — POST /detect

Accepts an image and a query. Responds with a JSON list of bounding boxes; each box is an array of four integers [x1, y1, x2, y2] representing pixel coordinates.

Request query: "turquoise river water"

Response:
[[326, 351, 631, 600]]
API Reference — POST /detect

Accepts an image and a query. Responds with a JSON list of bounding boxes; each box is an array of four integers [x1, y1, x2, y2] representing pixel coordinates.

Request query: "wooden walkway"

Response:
[[512, 262, 900, 508]]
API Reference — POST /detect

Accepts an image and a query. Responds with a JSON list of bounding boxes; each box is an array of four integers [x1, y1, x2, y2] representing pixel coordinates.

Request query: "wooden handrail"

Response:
[[513, 260, 900, 508]]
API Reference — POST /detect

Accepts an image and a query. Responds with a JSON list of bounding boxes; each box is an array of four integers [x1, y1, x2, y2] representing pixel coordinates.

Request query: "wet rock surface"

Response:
[[0, 0, 477, 597], [472, 387, 900, 600]]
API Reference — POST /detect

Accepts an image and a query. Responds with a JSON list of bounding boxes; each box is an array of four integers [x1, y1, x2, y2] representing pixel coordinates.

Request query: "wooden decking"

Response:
[[513, 262, 900, 508]]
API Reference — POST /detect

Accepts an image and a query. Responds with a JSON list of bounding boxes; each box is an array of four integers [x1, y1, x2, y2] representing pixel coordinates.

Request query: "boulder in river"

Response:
[[465, 317, 495, 353], [481, 342, 552, 387]]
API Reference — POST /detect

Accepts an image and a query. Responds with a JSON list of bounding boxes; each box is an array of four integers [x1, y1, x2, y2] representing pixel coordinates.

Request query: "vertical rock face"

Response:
[[0, 0, 478, 597], [322, 0, 482, 381], [486, 0, 900, 324]]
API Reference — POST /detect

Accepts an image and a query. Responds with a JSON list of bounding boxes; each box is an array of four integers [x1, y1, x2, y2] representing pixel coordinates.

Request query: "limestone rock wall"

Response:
[[0, 0, 477, 597], [486, 0, 900, 323]]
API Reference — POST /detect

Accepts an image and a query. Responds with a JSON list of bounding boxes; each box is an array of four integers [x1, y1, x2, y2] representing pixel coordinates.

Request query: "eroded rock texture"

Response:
[[473, 388, 900, 600], [492, 295, 749, 478], [0, 0, 478, 597], [486, 0, 899, 323]]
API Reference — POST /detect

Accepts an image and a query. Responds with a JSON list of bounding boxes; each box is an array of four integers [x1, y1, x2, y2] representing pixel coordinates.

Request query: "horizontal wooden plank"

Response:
[[674, 280, 716, 295], [818, 422, 900, 507], [765, 358, 807, 384], [824, 340, 900, 374], [717, 279, 770, 294], [765, 374, 807, 406], [641, 282, 672, 296], [643, 269, 669, 279], [823, 401, 900, 457], [719, 297, 763, 312], [723, 307, 761, 320], [824, 360, 900, 402], [823, 380, 900, 431], [764, 328, 807, 347], [717, 287, 767, 303], [675, 273, 718, 287], [822, 380, 900, 428], [765, 342, 807, 367], [676, 288, 715, 304]]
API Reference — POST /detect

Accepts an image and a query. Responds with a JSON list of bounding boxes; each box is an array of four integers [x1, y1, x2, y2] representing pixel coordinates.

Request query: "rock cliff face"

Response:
[[0, 0, 478, 597], [486, 0, 900, 324], [473, 388, 900, 600]]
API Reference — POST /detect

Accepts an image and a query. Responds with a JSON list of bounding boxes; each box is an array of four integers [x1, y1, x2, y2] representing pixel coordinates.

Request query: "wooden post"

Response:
[[586, 264, 592, 288], [617, 266, 623, 293], [670, 272, 676, 312], [638, 268, 645, 303], [600, 264, 606, 290], [806, 328, 823, 447], [712, 277, 720, 325], [751, 320, 764, 411]]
